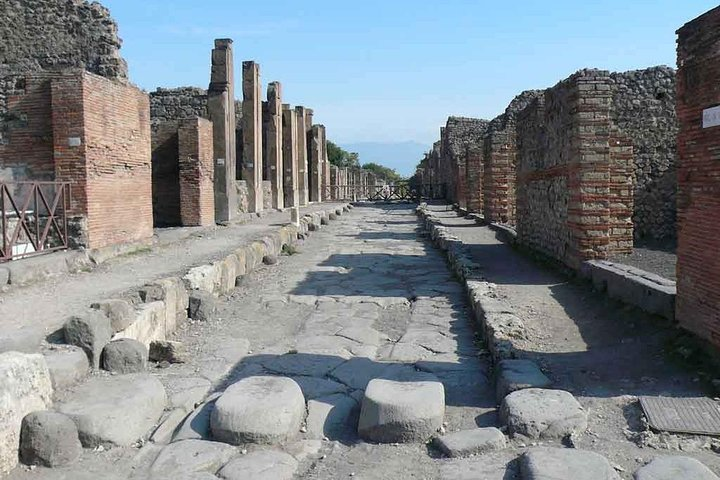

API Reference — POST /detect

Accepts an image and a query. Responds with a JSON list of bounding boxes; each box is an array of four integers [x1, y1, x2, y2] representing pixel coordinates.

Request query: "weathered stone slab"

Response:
[[188, 291, 218, 322], [149, 340, 188, 364], [358, 377, 445, 443], [150, 408, 188, 445], [439, 452, 517, 480], [264, 353, 346, 377], [64, 310, 113, 369], [183, 264, 220, 293], [634, 456, 720, 480], [43, 346, 89, 390], [19, 411, 82, 467], [330, 358, 421, 391], [218, 450, 298, 480], [150, 439, 236, 476], [306, 394, 359, 440], [102, 338, 148, 373], [140, 277, 189, 334], [210, 376, 305, 444], [501, 388, 587, 439], [58, 374, 166, 447], [291, 376, 347, 400], [0, 352, 53, 475], [496, 359, 551, 402], [520, 448, 620, 480], [433, 427, 506, 458], [336, 326, 384, 346], [173, 395, 219, 443]]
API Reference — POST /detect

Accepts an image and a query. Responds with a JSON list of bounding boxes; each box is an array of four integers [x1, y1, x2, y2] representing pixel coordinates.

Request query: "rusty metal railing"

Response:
[[0, 182, 71, 262]]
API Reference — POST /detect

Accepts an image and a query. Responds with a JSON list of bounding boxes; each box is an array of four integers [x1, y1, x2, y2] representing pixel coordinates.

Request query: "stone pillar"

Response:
[[295, 106, 309, 205], [305, 110, 315, 201], [330, 166, 339, 200], [466, 144, 483, 214], [241, 61, 263, 213], [320, 126, 331, 201], [282, 104, 299, 208], [263, 82, 283, 209], [178, 118, 215, 227], [207, 38, 237, 223], [309, 125, 323, 202]]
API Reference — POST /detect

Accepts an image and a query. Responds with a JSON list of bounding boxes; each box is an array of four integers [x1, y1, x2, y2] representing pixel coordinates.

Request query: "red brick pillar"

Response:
[[178, 118, 215, 226], [465, 145, 483, 213], [676, 7, 720, 347]]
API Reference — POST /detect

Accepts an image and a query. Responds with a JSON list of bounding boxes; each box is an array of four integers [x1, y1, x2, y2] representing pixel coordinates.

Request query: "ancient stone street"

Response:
[[2, 205, 716, 479]]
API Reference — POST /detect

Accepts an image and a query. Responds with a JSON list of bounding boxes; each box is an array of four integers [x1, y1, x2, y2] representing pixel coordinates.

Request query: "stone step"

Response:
[[500, 388, 587, 439], [520, 448, 620, 480]]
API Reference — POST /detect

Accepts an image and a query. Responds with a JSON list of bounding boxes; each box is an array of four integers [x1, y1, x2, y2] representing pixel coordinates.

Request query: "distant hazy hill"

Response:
[[340, 141, 428, 177]]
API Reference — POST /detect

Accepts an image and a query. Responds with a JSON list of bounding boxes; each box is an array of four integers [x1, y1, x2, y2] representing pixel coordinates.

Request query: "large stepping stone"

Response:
[[500, 388, 587, 439], [306, 394, 359, 440], [358, 377, 445, 443], [218, 450, 298, 480], [150, 439, 236, 476], [495, 359, 551, 402], [520, 448, 620, 480], [57, 374, 166, 447], [210, 376, 305, 445], [433, 427, 506, 458], [635, 456, 720, 480]]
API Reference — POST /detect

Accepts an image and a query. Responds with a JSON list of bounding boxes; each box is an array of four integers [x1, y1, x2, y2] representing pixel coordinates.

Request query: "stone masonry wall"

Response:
[[675, 6, 720, 348], [516, 70, 634, 269], [440, 117, 489, 205], [610, 67, 678, 242], [149, 88, 208, 128], [1, 0, 127, 148]]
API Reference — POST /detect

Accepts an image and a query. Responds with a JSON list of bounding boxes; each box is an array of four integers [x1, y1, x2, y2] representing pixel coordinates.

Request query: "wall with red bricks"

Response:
[[465, 145, 483, 212], [52, 70, 152, 250], [676, 6, 720, 347], [178, 118, 215, 227], [516, 70, 634, 269]]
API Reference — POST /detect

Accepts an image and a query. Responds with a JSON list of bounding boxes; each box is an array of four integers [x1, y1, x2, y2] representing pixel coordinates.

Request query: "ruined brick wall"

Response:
[[440, 117, 489, 205], [482, 91, 542, 224], [1, 0, 127, 148], [178, 118, 214, 226], [516, 70, 633, 269], [149, 88, 208, 127], [465, 146, 483, 212], [610, 67, 678, 242], [0, 75, 56, 182], [676, 7, 720, 347], [53, 71, 152, 249]]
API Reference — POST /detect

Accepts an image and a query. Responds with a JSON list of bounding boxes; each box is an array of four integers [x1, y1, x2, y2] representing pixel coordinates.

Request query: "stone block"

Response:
[[520, 448, 620, 480], [634, 456, 719, 480], [433, 427, 506, 458], [101, 338, 148, 373], [114, 301, 167, 348], [19, 411, 82, 467], [218, 449, 298, 480], [500, 388, 587, 439], [0, 352, 53, 475], [90, 298, 135, 333], [43, 346, 89, 390], [495, 359, 552, 402], [63, 310, 113, 369], [140, 277, 190, 333], [188, 290, 218, 321], [149, 340, 188, 364], [183, 264, 220, 293]]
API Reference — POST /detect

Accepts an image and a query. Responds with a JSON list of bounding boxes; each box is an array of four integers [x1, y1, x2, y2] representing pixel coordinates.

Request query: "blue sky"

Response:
[[105, 0, 716, 173]]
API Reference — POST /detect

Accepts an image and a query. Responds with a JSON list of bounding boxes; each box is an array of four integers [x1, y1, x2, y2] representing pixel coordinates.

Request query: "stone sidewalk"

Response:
[[0, 203, 347, 354]]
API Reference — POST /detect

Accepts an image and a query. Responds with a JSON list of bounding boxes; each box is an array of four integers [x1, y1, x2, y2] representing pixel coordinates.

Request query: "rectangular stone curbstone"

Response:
[[114, 301, 167, 347], [140, 277, 190, 335]]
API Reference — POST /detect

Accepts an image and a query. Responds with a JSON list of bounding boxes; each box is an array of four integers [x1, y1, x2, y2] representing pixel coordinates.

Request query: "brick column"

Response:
[[207, 39, 237, 222], [295, 106, 309, 205], [676, 7, 720, 347], [282, 104, 299, 207], [263, 82, 283, 209], [178, 118, 215, 226], [241, 61, 263, 213], [320, 126, 331, 201], [309, 125, 323, 202]]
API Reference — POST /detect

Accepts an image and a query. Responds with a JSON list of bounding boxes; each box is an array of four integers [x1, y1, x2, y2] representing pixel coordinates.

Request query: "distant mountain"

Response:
[[340, 141, 428, 178]]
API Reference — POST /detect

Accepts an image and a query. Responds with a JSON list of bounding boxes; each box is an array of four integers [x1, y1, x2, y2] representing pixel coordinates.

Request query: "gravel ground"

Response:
[[610, 241, 677, 280]]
